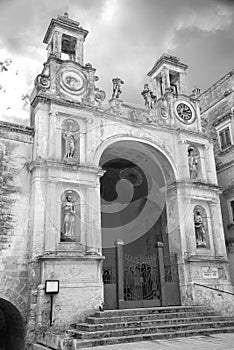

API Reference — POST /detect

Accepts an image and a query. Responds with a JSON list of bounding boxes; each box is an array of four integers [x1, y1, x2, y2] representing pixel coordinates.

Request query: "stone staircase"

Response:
[[36, 306, 234, 349]]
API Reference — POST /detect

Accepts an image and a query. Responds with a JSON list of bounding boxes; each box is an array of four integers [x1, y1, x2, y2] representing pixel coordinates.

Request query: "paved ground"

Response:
[[84, 334, 234, 350]]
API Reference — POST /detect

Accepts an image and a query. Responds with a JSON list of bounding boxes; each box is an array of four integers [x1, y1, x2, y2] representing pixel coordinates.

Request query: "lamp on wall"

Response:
[[45, 280, 60, 326]]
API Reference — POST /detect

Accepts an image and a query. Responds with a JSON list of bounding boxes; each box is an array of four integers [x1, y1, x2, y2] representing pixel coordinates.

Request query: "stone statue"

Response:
[[62, 192, 76, 238], [141, 84, 151, 108], [112, 78, 124, 99], [194, 208, 207, 248], [141, 83, 157, 109], [188, 147, 199, 179], [63, 125, 76, 159]]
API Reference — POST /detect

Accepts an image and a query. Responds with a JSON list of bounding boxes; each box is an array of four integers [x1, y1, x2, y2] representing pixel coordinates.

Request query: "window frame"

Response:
[[228, 198, 234, 223], [217, 122, 233, 151]]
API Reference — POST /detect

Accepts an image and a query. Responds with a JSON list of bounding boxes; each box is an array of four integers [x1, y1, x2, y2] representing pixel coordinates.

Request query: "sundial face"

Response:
[[174, 101, 196, 124], [59, 67, 87, 97]]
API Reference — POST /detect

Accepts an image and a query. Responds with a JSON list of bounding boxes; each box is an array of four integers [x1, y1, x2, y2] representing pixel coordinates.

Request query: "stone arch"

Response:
[[0, 297, 25, 350], [98, 139, 181, 308], [93, 134, 179, 181]]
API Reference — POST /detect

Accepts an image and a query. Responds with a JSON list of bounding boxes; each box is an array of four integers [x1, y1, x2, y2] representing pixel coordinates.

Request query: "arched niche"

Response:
[[61, 119, 80, 162], [193, 205, 209, 248], [188, 145, 201, 180], [60, 190, 81, 242]]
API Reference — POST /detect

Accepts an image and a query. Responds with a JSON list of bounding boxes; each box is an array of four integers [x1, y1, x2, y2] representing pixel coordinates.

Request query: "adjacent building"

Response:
[[200, 71, 234, 283]]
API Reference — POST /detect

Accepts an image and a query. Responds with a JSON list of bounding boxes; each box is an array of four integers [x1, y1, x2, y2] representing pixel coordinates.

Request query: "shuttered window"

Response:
[[219, 127, 232, 150]]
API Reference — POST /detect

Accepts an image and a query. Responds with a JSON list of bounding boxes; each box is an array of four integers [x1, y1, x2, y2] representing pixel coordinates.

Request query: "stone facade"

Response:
[[0, 13, 233, 350], [200, 71, 234, 284]]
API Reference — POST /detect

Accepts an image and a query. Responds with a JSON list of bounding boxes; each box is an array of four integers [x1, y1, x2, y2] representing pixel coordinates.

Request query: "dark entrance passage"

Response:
[[100, 141, 180, 309], [0, 298, 25, 350]]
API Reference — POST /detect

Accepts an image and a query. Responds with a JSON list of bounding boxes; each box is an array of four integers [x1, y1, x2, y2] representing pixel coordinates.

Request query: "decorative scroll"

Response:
[[124, 254, 160, 301]]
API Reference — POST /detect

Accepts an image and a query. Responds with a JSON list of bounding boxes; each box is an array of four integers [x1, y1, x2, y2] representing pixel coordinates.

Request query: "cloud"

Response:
[[0, 0, 234, 123]]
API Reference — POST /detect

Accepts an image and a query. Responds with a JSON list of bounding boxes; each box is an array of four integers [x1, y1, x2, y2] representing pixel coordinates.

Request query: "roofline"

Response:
[[147, 54, 188, 77], [200, 69, 234, 97], [43, 17, 89, 44]]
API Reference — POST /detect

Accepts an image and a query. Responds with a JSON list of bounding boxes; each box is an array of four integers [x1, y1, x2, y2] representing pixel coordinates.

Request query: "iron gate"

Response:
[[123, 254, 161, 307]]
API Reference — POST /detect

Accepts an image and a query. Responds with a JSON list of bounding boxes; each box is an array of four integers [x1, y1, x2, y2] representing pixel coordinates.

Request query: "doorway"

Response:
[[0, 298, 25, 350], [100, 141, 180, 309]]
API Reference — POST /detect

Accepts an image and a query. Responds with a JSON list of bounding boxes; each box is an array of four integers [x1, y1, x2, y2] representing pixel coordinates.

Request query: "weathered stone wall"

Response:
[[200, 71, 234, 285], [0, 121, 33, 346], [200, 70, 234, 126]]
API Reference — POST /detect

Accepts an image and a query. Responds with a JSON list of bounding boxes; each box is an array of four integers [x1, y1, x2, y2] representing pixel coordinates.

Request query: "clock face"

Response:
[[174, 101, 196, 124]]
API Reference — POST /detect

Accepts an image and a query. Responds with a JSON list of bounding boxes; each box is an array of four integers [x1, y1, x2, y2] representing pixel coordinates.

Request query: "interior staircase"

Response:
[[35, 306, 234, 349]]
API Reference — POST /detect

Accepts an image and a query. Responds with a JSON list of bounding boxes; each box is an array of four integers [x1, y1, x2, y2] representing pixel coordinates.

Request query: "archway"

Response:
[[0, 298, 25, 350], [99, 140, 181, 309]]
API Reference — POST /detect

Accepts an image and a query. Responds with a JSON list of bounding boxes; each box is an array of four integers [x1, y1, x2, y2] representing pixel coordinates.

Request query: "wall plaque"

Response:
[[202, 266, 218, 279]]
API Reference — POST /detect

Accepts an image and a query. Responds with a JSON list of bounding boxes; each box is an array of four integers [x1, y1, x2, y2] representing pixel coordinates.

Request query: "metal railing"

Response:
[[194, 282, 234, 296]]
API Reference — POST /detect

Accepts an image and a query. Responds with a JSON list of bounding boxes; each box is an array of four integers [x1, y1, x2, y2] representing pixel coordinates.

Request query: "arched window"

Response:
[[188, 146, 200, 180], [60, 190, 81, 242], [193, 205, 209, 248], [61, 119, 80, 162]]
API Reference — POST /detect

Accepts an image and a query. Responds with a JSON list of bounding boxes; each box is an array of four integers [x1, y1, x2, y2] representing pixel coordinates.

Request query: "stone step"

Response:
[[74, 326, 234, 348], [86, 310, 215, 324], [69, 320, 234, 340], [92, 305, 205, 318], [75, 315, 232, 332]]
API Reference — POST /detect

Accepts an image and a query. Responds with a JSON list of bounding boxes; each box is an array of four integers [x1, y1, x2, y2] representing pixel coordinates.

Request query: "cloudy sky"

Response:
[[0, 0, 234, 125]]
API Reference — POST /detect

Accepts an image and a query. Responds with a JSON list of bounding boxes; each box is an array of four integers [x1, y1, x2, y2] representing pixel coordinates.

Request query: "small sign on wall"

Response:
[[202, 266, 218, 279]]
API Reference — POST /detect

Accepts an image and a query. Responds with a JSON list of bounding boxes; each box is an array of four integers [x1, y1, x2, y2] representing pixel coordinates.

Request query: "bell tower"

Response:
[[43, 12, 88, 65], [148, 54, 188, 98]]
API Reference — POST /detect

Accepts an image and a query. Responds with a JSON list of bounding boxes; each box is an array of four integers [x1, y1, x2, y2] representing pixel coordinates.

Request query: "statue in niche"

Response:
[[188, 146, 200, 179], [62, 119, 80, 161], [194, 207, 207, 248], [112, 78, 124, 99], [61, 191, 80, 242], [63, 125, 76, 159]]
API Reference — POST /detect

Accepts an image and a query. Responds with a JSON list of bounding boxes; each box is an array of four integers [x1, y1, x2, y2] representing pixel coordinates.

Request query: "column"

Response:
[[116, 239, 124, 309], [86, 183, 102, 255], [76, 38, 84, 65], [179, 72, 187, 94], [45, 181, 58, 252], [210, 202, 227, 258], [156, 242, 166, 306], [162, 68, 170, 93]]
